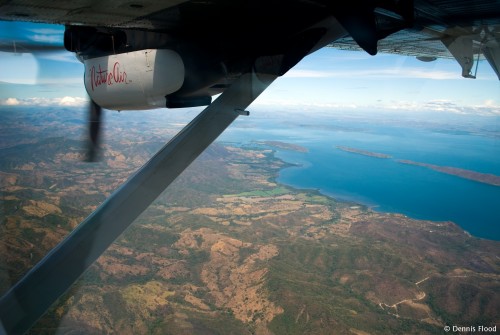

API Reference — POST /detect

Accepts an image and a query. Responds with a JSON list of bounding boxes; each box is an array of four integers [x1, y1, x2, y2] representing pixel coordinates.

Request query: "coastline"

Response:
[[267, 145, 499, 241], [337, 145, 500, 187], [336, 145, 392, 159], [398, 159, 500, 187]]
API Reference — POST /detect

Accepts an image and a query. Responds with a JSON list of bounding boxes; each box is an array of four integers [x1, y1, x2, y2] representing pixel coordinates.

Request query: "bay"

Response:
[[220, 108, 500, 240]]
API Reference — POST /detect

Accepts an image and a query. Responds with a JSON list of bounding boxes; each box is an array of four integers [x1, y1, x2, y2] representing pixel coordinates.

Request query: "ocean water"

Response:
[[220, 108, 500, 241]]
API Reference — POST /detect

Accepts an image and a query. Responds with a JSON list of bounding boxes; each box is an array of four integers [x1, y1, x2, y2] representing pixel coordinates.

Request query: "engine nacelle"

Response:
[[84, 49, 184, 110]]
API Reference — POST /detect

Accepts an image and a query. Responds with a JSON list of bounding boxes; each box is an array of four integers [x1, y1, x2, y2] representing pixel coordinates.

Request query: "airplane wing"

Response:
[[1, 0, 499, 79], [0, 0, 189, 29], [329, 0, 500, 79]]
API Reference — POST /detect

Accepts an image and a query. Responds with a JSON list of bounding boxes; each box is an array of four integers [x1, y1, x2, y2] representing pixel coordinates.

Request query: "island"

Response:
[[398, 159, 500, 187], [336, 145, 392, 159], [259, 140, 309, 152]]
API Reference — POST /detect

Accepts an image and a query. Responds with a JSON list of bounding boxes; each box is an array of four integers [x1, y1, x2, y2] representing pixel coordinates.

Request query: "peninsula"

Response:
[[398, 159, 500, 187], [259, 140, 309, 152], [336, 146, 392, 159]]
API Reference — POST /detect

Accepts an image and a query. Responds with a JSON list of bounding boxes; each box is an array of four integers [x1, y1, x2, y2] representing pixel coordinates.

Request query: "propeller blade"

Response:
[[86, 100, 102, 162], [0, 40, 65, 53]]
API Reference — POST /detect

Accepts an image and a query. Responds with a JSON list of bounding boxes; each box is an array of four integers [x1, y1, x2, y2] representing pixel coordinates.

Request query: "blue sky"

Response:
[[0, 20, 499, 115]]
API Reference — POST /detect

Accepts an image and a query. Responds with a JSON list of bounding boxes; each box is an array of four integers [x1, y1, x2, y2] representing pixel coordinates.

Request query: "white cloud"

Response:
[[58, 96, 86, 106], [5, 97, 20, 105], [483, 99, 497, 107], [0, 96, 87, 107], [253, 96, 500, 116], [377, 99, 500, 116], [372, 68, 458, 80], [28, 28, 63, 35], [28, 27, 64, 45], [30, 34, 62, 44], [284, 67, 460, 80]]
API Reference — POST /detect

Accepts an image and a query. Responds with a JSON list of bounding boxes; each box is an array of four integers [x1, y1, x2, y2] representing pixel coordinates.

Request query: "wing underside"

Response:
[[329, 0, 500, 79], [0, 0, 188, 29], [0, 0, 499, 67]]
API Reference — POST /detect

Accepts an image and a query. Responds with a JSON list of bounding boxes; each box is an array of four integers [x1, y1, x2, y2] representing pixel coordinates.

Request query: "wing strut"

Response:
[[0, 71, 277, 335]]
